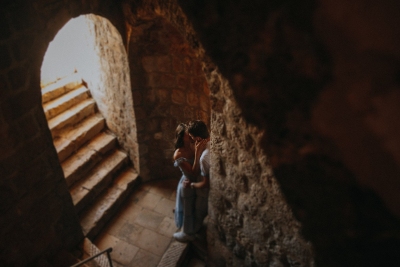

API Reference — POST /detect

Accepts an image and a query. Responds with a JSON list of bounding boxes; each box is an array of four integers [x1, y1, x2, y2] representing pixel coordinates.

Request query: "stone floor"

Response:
[[94, 178, 205, 267]]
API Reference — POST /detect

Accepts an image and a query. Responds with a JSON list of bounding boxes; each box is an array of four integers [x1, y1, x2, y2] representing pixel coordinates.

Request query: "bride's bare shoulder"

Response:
[[173, 148, 183, 160]]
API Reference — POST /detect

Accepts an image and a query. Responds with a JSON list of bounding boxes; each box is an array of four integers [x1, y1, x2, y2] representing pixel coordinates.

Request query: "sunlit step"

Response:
[[62, 131, 117, 187], [41, 73, 83, 104], [43, 85, 90, 120], [48, 98, 96, 137], [79, 168, 140, 239]]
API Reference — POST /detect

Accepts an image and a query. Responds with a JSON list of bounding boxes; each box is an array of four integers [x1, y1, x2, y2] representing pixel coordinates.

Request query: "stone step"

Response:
[[54, 114, 105, 162], [157, 241, 190, 267], [43, 85, 90, 120], [48, 98, 96, 137], [41, 73, 83, 104], [81, 238, 109, 267], [80, 168, 140, 239], [62, 132, 118, 187], [71, 149, 129, 214]]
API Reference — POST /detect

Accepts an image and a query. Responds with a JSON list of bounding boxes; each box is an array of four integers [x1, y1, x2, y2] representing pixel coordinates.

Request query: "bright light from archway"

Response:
[[41, 15, 98, 88]]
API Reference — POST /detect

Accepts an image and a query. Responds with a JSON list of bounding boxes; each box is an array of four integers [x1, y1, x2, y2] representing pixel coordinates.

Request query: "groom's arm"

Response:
[[191, 148, 210, 189]]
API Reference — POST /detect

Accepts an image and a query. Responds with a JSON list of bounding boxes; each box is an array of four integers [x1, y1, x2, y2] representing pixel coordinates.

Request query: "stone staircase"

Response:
[[41, 74, 140, 240]]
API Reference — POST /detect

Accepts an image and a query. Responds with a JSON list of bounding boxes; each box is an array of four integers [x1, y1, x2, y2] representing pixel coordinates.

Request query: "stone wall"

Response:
[[83, 14, 140, 170], [178, 0, 400, 266], [123, 1, 317, 266], [2, 0, 400, 266], [208, 71, 315, 266], [125, 11, 210, 181], [0, 0, 126, 265]]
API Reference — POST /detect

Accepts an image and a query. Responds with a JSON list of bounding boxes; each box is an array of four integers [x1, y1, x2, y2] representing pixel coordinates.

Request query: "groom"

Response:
[[174, 120, 210, 242]]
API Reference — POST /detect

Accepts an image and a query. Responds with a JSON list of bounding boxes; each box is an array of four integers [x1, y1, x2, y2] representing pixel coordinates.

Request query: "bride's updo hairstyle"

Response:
[[174, 123, 187, 149]]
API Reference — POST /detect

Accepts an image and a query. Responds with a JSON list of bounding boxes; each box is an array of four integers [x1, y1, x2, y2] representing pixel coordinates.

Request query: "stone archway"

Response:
[[40, 14, 140, 239], [41, 14, 139, 169]]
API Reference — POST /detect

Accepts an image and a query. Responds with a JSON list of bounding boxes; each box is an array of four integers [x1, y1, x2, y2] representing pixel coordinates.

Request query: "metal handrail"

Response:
[[70, 247, 113, 267]]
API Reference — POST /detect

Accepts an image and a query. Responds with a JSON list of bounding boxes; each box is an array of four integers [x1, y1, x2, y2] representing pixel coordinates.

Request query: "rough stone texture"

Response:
[[124, 5, 210, 181], [177, 0, 400, 266], [0, 0, 128, 265], [81, 14, 140, 172], [1, 0, 400, 266], [207, 73, 314, 267]]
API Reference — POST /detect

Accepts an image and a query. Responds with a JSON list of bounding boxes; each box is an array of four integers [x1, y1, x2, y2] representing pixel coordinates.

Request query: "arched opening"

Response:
[[41, 14, 139, 168], [40, 14, 140, 239], [39, 11, 212, 265]]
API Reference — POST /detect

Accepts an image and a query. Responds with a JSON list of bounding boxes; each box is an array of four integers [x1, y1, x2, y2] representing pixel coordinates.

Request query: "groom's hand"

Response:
[[183, 178, 191, 188]]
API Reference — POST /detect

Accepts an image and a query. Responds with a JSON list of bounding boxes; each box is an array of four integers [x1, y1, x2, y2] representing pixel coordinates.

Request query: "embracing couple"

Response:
[[173, 120, 210, 242]]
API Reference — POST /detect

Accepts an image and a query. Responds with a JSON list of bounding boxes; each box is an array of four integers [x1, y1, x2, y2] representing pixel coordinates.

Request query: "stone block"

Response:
[[139, 143, 148, 154], [172, 56, 183, 72], [157, 88, 169, 102], [112, 239, 139, 265], [0, 74, 9, 99], [210, 96, 223, 114], [48, 99, 96, 135], [0, 15, 11, 41], [131, 228, 171, 256], [41, 73, 82, 103], [114, 169, 139, 191], [132, 90, 142, 105], [62, 150, 98, 186], [87, 132, 117, 155], [73, 150, 127, 196], [169, 105, 185, 121], [12, 34, 34, 62], [192, 77, 204, 92], [18, 113, 39, 139], [133, 208, 164, 230], [203, 81, 210, 95], [147, 74, 159, 88], [10, 65, 30, 90], [142, 56, 157, 72], [43, 86, 89, 120], [134, 107, 146, 120], [177, 75, 190, 89], [9, 2, 37, 31], [199, 95, 210, 112], [1, 87, 38, 122], [21, 134, 49, 166], [171, 89, 185, 104], [160, 73, 177, 88], [184, 56, 192, 73], [0, 124, 22, 161], [183, 106, 195, 120], [145, 118, 160, 133], [145, 88, 156, 103], [0, 180, 19, 214], [0, 154, 21, 183], [157, 55, 172, 72], [186, 92, 199, 106], [199, 110, 209, 124], [0, 44, 12, 70], [194, 62, 203, 76], [149, 73, 177, 88]]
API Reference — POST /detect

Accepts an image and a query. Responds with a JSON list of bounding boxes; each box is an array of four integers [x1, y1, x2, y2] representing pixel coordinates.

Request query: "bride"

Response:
[[173, 122, 207, 242]]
